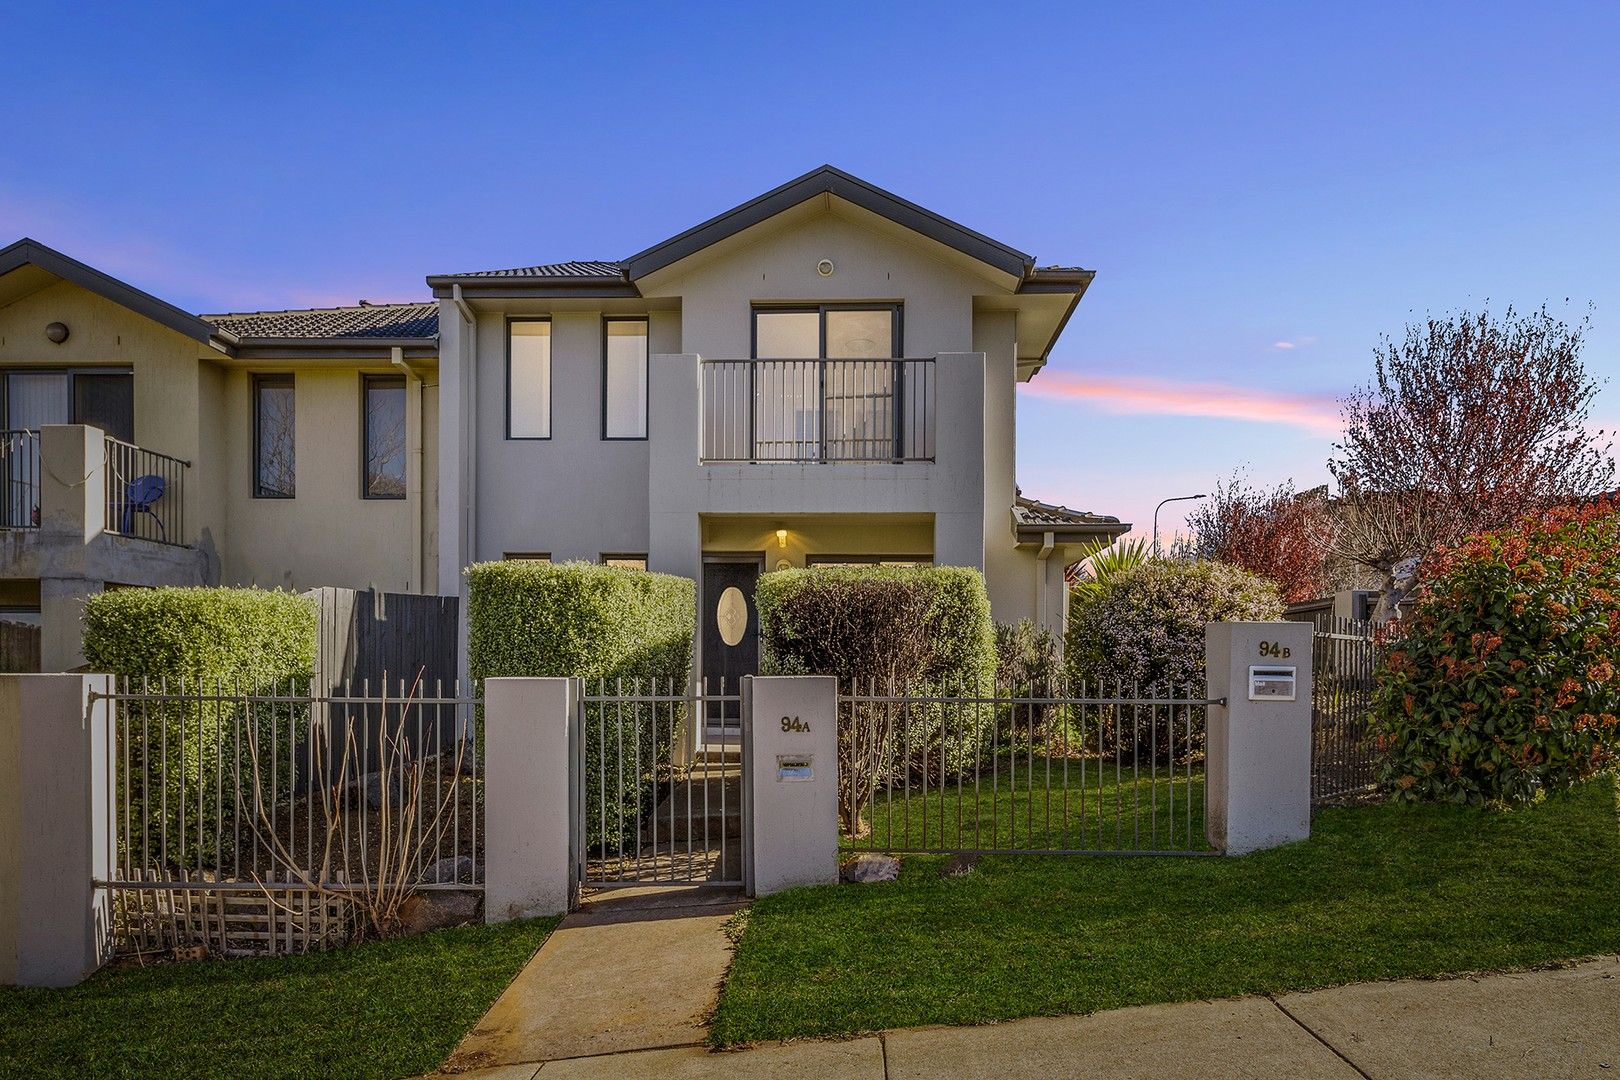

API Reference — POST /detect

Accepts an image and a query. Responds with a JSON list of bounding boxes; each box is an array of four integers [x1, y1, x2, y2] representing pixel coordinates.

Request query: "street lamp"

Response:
[[1152, 493, 1207, 558]]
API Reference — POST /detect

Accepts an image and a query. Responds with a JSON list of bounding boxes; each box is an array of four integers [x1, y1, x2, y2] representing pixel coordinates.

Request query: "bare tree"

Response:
[[1186, 473, 1333, 603], [1329, 305, 1613, 617]]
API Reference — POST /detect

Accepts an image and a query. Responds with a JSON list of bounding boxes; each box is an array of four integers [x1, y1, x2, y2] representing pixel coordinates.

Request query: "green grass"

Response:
[[714, 776, 1620, 1045], [0, 917, 558, 1080], [858, 756, 1209, 853]]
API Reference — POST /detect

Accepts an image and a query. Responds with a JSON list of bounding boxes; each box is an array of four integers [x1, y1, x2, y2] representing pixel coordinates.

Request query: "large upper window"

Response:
[[602, 318, 649, 439], [752, 305, 898, 359], [253, 375, 295, 499], [363, 375, 406, 499], [507, 319, 552, 439]]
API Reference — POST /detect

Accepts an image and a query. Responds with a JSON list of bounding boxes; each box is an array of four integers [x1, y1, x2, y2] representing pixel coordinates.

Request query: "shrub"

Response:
[[465, 561, 695, 852], [82, 586, 317, 868], [994, 619, 1063, 743], [1371, 500, 1620, 805], [1066, 559, 1283, 759], [756, 566, 996, 834]]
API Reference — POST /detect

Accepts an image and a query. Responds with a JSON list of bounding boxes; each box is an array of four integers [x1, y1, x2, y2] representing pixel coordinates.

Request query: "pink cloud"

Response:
[[1022, 370, 1343, 438]]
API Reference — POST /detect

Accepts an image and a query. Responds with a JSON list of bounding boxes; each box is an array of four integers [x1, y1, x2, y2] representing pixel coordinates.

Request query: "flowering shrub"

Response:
[[1066, 559, 1283, 759], [1371, 499, 1620, 804]]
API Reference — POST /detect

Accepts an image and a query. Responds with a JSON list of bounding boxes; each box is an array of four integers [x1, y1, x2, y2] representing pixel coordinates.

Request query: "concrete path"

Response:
[[430, 955, 1620, 1079], [443, 886, 746, 1072]]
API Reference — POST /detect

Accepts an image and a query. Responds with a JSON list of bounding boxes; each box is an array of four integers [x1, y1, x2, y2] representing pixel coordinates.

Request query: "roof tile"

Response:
[[205, 302, 438, 340]]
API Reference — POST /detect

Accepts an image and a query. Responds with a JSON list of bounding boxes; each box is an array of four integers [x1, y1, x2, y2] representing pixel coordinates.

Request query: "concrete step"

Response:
[[643, 773, 743, 841]]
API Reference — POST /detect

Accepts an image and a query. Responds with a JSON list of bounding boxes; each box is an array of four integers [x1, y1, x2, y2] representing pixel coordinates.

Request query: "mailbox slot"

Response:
[[776, 754, 813, 782], [1247, 664, 1297, 702]]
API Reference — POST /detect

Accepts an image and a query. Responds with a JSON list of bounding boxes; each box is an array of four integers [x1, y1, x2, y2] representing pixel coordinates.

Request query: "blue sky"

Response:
[[5, 2, 1618, 541]]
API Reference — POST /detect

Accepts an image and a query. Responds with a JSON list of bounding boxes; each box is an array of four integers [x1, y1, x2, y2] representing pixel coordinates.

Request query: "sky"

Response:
[[4, 2, 1618, 543]]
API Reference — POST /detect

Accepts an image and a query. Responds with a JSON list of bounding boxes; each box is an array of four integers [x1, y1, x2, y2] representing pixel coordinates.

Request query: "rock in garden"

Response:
[[942, 853, 979, 878], [417, 855, 475, 885], [841, 853, 900, 884], [363, 772, 407, 811], [396, 889, 482, 935]]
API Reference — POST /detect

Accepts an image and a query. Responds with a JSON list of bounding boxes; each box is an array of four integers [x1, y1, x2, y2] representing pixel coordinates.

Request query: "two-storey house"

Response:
[[0, 167, 1124, 676]]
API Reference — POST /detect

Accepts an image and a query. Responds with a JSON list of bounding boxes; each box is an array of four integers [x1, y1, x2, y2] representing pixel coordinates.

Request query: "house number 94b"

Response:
[[781, 716, 811, 733], [1259, 641, 1292, 659]]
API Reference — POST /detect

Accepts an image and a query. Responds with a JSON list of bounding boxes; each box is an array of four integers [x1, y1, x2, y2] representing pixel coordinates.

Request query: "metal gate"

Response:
[[1310, 618, 1383, 802], [572, 678, 749, 889]]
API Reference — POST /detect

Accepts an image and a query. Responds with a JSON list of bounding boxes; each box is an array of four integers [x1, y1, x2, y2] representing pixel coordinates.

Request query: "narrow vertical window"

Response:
[[363, 375, 407, 499], [602, 318, 648, 439], [253, 375, 295, 498], [508, 320, 552, 438]]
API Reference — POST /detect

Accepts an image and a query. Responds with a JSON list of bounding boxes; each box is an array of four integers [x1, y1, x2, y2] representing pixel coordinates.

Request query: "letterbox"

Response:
[[1247, 665, 1297, 701]]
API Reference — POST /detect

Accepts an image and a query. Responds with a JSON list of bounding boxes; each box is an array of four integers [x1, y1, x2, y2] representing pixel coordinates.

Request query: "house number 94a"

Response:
[[1259, 641, 1292, 658], [781, 716, 811, 733]]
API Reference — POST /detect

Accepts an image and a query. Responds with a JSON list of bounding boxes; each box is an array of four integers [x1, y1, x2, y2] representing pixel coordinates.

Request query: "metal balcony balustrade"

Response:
[[700, 357, 936, 463]]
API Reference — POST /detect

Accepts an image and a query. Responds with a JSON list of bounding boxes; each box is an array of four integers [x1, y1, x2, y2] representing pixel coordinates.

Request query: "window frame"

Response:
[[600, 316, 650, 441], [503, 552, 552, 562], [359, 373, 408, 501], [599, 553, 649, 569], [251, 373, 296, 500], [505, 316, 553, 441], [0, 366, 135, 439], [749, 303, 903, 359], [804, 554, 934, 568]]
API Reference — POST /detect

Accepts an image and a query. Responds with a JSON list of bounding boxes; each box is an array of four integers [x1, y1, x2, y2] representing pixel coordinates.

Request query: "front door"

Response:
[[702, 557, 761, 725]]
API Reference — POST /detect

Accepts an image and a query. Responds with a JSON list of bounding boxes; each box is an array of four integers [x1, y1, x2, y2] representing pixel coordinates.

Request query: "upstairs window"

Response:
[[363, 375, 407, 499], [602, 318, 648, 439], [507, 319, 551, 438], [253, 375, 295, 498]]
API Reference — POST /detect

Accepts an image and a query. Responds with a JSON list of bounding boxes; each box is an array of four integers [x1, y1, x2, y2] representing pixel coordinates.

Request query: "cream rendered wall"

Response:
[[220, 364, 427, 592], [0, 280, 223, 573], [643, 207, 995, 589], [974, 309, 1024, 623], [700, 514, 934, 568], [470, 308, 677, 563]]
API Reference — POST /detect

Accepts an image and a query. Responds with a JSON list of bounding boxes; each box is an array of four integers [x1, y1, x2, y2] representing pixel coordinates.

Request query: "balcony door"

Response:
[[751, 305, 900, 461], [3, 370, 134, 441]]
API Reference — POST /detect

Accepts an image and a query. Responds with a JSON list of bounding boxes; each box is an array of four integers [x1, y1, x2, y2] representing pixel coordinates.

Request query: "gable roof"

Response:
[[426, 166, 1085, 299], [0, 237, 232, 349], [622, 165, 1035, 281], [205, 302, 438, 340]]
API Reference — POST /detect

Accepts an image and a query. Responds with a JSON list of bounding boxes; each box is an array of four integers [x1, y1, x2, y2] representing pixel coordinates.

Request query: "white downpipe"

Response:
[[1035, 530, 1055, 630], [391, 346, 424, 592]]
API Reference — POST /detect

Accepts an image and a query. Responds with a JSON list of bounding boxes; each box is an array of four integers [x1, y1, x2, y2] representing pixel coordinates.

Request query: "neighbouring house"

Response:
[[0, 165, 1125, 675]]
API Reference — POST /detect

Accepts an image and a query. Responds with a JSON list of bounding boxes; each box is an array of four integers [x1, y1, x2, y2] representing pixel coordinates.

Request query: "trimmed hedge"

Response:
[[756, 566, 996, 834], [1066, 559, 1283, 759], [1372, 500, 1620, 805], [82, 587, 317, 867], [466, 561, 695, 852]]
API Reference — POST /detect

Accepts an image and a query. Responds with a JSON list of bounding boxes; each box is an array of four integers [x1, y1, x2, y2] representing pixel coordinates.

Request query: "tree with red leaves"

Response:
[[1186, 474, 1333, 603], [1329, 304, 1614, 618]]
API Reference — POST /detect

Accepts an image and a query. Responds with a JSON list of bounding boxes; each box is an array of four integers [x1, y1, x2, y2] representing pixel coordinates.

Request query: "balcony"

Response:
[[700, 358, 936, 463], [0, 427, 189, 547]]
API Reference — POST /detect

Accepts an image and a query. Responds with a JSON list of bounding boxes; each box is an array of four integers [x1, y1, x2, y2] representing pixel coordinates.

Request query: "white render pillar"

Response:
[[0, 674, 113, 987], [483, 677, 574, 920], [745, 676, 840, 896], [1204, 621, 1313, 855]]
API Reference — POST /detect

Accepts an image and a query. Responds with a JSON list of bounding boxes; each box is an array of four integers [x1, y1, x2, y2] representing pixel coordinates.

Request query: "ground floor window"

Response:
[[503, 552, 551, 562], [601, 554, 648, 570], [805, 555, 932, 568]]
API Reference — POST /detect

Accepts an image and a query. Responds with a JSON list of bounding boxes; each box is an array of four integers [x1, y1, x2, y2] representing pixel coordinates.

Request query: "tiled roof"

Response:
[[205, 302, 438, 340], [1013, 494, 1122, 529], [440, 260, 624, 279]]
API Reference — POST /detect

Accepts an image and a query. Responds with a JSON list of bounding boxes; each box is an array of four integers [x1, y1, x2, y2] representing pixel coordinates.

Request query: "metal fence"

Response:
[[104, 434, 189, 545], [840, 681, 1221, 856], [575, 678, 745, 889], [701, 358, 936, 462], [1311, 618, 1383, 802], [98, 677, 481, 956], [0, 429, 40, 529]]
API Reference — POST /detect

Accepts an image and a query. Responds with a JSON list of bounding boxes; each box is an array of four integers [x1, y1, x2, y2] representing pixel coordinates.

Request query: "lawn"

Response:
[[713, 775, 1620, 1045], [0, 917, 557, 1080]]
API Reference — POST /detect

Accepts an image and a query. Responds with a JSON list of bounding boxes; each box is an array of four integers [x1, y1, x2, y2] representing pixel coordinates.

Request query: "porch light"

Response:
[[776, 527, 788, 549]]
